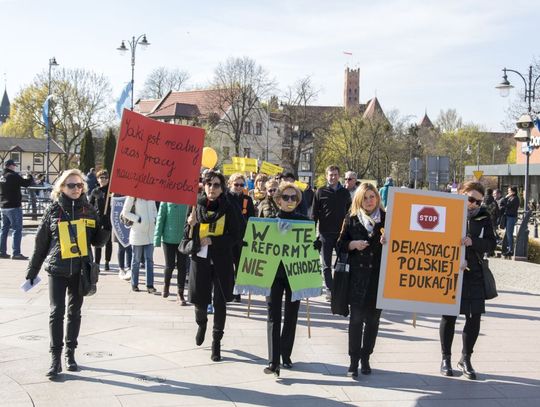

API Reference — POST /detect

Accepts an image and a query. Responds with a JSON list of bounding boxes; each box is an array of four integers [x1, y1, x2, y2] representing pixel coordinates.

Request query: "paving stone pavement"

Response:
[[0, 230, 539, 406]]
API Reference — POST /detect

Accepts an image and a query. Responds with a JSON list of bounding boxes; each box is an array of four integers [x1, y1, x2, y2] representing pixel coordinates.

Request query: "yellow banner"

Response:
[[232, 157, 258, 173], [58, 219, 88, 259], [222, 163, 237, 176], [260, 161, 284, 176], [294, 180, 308, 191]]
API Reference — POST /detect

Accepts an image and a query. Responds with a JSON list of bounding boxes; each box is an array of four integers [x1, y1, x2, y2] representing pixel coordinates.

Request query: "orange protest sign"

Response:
[[109, 109, 205, 205], [377, 188, 467, 316]]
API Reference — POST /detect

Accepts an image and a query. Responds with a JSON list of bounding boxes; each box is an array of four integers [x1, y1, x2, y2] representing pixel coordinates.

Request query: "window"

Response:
[[223, 147, 230, 159], [10, 152, 21, 165], [33, 153, 44, 165], [255, 122, 262, 135], [243, 148, 251, 157], [244, 121, 251, 135]]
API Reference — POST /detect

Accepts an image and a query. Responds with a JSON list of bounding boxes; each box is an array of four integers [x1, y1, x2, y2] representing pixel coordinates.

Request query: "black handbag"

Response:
[[331, 252, 350, 317], [475, 252, 498, 300], [67, 219, 99, 296]]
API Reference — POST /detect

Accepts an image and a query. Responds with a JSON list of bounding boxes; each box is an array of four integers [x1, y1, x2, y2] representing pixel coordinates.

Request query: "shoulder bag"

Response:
[[331, 252, 350, 317], [67, 219, 99, 296], [476, 252, 498, 300]]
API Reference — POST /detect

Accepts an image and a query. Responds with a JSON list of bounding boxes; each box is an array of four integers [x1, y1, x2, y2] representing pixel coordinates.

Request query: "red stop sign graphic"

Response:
[[417, 207, 439, 230]]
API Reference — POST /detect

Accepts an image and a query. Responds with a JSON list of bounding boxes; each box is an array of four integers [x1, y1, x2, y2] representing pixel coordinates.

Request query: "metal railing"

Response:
[[21, 186, 53, 219]]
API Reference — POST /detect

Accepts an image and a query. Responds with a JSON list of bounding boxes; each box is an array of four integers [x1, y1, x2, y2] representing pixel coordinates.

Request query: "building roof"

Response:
[[362, 97, 386, 121], [0, 89, 10, 122], [148, 102, 201, 120], [0, 137, 65, 154], [419, 112, 434, 128]]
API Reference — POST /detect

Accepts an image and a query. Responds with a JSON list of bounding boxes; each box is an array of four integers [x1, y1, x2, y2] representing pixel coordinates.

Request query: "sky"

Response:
[[0, 0, 538, 131]]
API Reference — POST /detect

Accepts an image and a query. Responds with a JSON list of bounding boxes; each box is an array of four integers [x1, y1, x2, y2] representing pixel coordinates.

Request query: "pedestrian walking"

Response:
[[181, 171, 243, 361], [379, 176, 393, 208], [312, 165, 351, 299], [154, 202, 189, 305], [501, 186, 520, 258], [89, 170, 112, 271], [121, 197, 158, 293], [1, 159, 33, 259], [439, 181, 496, 380], [336, 182, 386, 378], [85, 168, 97, 197], [24, 169, 108, 378]]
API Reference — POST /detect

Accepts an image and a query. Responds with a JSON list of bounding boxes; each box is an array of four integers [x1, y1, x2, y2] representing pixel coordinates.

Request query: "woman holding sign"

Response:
[[439, 181, 496, 380], [182, 171, 243, 362], [25, 169, 108, 378], [263, 182, 310, 377], [336, 182, 385, 378]]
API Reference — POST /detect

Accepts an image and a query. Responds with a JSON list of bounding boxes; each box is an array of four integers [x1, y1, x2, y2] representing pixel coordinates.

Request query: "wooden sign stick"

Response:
[[306, 298, 312, 339]]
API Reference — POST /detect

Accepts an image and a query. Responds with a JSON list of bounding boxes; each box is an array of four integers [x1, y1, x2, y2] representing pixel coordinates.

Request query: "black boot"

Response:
[[263, 363, 280, 377], [65, 348, 78, 372], [457, 355, 477, 380], [347, 357, 359, 378], [440, 356, 453, 376], [211, 331, 223, 362], [195, 323, 207, 346], [46, 351, 62, 378], [162, 281, 170, 298], [360, 357, 372, 375]]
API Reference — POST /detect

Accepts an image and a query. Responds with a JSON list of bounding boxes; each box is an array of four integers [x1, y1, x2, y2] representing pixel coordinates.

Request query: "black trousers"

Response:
[[162, 242, 188, 291], [348, 305, 382, 361], [95, 237, 112, 265], [320, 233, 339, 290], [49, 274, 84, 353], [440, 314, 481, 357], [266, 272, 300, 366], [193, 265, 227, 337]]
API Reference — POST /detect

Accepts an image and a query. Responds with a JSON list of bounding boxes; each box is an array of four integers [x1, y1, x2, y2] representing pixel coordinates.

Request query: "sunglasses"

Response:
[[281, 194, 298, 202], [268, 188, 276, 193], [66, 183, 84, 190], [467, 196, 483, 206], [345, 178, 355, 181], [206, 182, 221, 189], [233, 183, 245, 187], [99, 176, 109, 180]]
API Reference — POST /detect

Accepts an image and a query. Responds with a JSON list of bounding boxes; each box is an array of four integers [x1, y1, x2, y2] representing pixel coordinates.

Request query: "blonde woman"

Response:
[[336, 182, 385, 378], [248, 173, 268, 210], [25, 169, 108, 378]]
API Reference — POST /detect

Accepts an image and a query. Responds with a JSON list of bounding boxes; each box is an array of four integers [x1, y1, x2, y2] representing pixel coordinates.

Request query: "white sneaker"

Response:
[[123, 270, 132, 281], [118, 269, 126, 280], [325, 288, 332, 302]]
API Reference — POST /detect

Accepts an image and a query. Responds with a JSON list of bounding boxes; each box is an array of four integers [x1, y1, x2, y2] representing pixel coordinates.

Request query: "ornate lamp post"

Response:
[[117, 34, 150, 110], [45, 57, 58, 183]]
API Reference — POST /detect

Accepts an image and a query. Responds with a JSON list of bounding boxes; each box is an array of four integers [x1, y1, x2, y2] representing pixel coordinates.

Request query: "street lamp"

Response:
[[45, 57, 59, 183], [492, 144, 501, 164], [496, 65, 540, 260], [117, 34, 150, 110]]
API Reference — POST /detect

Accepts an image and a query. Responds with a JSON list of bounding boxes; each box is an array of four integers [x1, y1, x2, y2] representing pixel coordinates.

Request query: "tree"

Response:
[[103, 128, 116, 174], [435, 109, 463, 133], [140, 67, 190, 99], [1, 68, 113, 169], [79, 129, 95, 173], [207, 56, 276, 156]]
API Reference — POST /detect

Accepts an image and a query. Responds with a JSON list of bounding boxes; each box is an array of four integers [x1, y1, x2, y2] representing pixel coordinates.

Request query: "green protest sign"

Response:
[[234, 218, 322, 301]]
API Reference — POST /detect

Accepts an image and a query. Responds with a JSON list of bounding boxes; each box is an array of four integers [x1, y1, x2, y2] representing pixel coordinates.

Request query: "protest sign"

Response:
[[232, 156, 258, 172], [110, 196, 130, 247], [377, 188, 467, 316], [234, 218, 322, 301], [222, 163, 236, 176], [109, 109, 205, 205], [260, 161, 283, 176], [294, 180, 308, 191]]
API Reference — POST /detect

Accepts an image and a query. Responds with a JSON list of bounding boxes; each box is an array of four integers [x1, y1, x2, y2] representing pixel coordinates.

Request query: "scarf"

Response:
[[467, 207, 481, 220], [196, 193, 229, 224], [358, 207, 382, 234]]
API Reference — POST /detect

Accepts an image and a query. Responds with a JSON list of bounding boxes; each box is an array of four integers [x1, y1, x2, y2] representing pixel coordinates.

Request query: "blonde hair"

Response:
[[51, 169, 87, 201], [228, 172, 246, 186], [275, 182, 302, 204], [265, 179, 279, 190], [350, 182, 381, 217], [255, 174, 269, 189]]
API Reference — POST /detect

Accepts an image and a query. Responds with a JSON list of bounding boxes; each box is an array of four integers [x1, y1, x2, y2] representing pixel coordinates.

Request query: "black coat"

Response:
[[0, 168, 33, 208], [89, 184, 111, 229], [461, 207, 497, 315], [183, 193, 243, 305], [26, 194, 108, 280], [312, 183, 351, 234], [337, 210, 386, 308]]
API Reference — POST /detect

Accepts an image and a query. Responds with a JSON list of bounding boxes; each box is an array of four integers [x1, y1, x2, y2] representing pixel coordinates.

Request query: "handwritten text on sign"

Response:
[[110, 109, 205, 205]]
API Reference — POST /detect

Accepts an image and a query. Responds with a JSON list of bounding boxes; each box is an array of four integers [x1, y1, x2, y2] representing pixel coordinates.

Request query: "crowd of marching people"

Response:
[[3, 157, 517, 381]]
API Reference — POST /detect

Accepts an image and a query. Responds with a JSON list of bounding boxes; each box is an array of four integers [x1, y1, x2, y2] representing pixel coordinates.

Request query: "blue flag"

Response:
[[42, 95, 54, 131], [535, 118, 540, 132], [116, 82, 133, 119]]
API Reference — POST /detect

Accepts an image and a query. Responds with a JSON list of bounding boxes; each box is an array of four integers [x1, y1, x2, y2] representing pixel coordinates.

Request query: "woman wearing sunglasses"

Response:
[[25, 169, 108, 378], [263, 182, 309, 377], [258, 179, 279, 218], [439, 181, 496, 380], [182, 171, 243, 361], [336, 182, 385, 378]]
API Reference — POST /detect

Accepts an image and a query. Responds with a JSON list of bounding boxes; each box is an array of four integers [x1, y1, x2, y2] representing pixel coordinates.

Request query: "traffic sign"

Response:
[[417, 207, 439, 230], [473, 170, 483, 180]]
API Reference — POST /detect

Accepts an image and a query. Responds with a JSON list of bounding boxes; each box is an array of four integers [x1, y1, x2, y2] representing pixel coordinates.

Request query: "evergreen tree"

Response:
[[103, 128, 117, 174], [79, 129, 95, 173]]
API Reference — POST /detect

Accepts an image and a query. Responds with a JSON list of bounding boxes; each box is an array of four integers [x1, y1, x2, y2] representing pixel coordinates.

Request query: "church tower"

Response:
[[344, 67, 359, 109], [0, 87, 10, 125]]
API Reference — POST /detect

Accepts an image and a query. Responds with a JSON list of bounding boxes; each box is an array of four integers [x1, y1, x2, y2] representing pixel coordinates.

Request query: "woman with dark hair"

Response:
[[501, 185, 520, 259], [25, 169, 108, 378], [182, 171, 243, 361], [439, 181, 496, 380], [258, 179, 279, 218], [89, 170, 112, 271], [336, 182, 385, 378]]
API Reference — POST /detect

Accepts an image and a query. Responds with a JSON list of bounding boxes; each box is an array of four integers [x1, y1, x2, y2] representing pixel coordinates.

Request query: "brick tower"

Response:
[[344, 68, 359, 109]]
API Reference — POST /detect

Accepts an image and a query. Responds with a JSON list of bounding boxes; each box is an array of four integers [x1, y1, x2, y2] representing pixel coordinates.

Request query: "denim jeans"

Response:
[[117, 244, 133, 270], [131, 244, 154, 287], [0, 207, 23, 256], [503, 216, 517, 255]]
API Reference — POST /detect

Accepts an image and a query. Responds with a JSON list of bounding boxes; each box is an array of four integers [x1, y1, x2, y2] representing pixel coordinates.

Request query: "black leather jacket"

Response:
[[26, 194, 108, 280]]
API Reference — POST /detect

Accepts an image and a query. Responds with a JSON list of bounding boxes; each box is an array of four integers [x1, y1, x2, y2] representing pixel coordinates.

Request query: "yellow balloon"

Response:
[[201, 147, 218, 168]]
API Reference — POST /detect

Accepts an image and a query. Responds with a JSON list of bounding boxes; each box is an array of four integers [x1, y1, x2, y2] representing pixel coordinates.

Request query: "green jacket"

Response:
[[154, 203, 188, 246]]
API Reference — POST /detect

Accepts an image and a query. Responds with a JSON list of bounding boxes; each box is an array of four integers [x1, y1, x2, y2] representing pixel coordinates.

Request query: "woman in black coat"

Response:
[[25, 169, 108, 378], [89, 169, 112, 270], [182, 171, 243, 361], [440, 181, 496, 380], [336, 182, 385, 378]]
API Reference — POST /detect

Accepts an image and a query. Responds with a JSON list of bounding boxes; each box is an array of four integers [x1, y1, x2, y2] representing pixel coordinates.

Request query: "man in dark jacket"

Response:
[[312, 165, 351, 298], [0, 159, 33, 259], [501, 185, 520, 258]]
